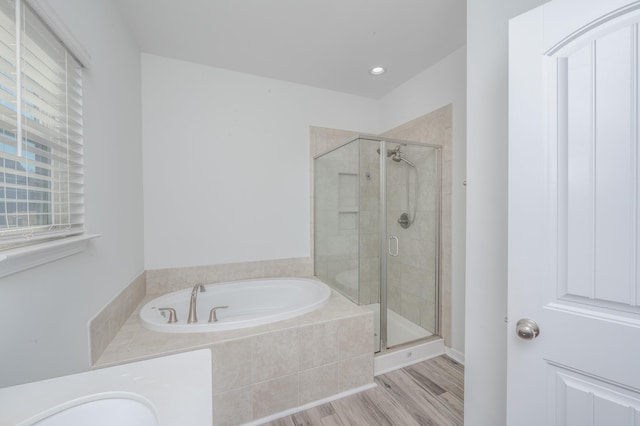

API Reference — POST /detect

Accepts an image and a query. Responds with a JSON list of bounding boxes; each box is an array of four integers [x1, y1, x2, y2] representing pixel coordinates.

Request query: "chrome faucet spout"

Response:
[[187, 283, 206, 324]]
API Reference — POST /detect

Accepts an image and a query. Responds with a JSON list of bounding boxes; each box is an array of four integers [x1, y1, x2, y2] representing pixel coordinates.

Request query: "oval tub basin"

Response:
[[140, 277, 331, 333]]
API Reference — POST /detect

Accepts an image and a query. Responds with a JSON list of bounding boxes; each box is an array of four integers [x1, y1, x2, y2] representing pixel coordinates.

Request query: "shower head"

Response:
[[376, 147, 396, 157], [376, 144, 416, 167], [377, 145, 403, 158], [391, 152, 416, 167]]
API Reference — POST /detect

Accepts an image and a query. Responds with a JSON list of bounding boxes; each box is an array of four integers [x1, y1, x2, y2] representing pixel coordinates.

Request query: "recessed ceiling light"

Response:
[[370, 66, 386, 76]]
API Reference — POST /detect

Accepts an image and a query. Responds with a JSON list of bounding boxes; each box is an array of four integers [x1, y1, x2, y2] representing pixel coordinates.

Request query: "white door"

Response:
[[508, 1, 640, 425]]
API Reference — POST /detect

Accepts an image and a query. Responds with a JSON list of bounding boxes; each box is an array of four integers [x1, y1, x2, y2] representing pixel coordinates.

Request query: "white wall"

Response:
[[0, 0, 143, 387], [379, 46, 467, 359], [142, 51, 469, 358], [0, 0, 466, 390], [142, 54, 380, 270], [465, 1, 549, 425]]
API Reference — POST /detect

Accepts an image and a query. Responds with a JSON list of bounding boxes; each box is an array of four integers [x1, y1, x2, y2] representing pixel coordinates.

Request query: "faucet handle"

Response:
[[158, 307, 178, 323], [208, 306, 229, 323]]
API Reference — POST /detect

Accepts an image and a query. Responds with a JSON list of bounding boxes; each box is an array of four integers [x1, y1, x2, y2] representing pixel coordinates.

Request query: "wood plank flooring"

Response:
[[262, 355, 464, 426]]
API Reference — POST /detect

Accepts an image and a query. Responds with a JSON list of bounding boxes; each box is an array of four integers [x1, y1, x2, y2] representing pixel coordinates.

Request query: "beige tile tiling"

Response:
[[90, 272, 146, 363], [145, 257, 314, 294], [94, 287, 372, 369], [213, 385, 253, 426], [298, 362, 340, 406], [92, 275, 377, 425], [337, 312, 374, 359], [297, 320, 340, 370], [211, 338, 253, 394], [338, 353, 374, 392], [253, 373, 299, 419], [252, 328, 300, 383]]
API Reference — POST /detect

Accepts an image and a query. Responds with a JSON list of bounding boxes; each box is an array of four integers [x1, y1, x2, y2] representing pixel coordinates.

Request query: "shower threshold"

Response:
[[365, 303, 433, 348], [365, 303, 444, 375]]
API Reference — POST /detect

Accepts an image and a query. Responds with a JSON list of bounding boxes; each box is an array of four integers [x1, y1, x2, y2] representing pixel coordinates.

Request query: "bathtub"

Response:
[[139, 277, 331, 333]]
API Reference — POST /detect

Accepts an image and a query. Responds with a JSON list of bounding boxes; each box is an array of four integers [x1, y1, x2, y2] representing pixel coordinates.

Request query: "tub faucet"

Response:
[[208, 305, 229, 323], [187, 283, 206, 324], [158, 307, 178, 323]]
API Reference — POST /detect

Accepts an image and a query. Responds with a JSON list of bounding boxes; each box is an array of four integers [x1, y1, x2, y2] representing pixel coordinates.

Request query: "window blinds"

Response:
[[0, 0, 83, 249]]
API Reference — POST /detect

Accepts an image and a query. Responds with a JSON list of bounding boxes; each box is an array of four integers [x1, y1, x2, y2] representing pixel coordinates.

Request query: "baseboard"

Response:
[[241, 382, 377, 426], [445, 347, 465, 365]]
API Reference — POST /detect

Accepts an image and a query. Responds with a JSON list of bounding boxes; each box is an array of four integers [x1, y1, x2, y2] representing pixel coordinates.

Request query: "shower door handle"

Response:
[[388, 236, 399, 257]]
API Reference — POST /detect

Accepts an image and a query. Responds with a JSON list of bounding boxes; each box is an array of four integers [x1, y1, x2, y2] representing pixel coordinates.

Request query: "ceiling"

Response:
[[113, 0, 466, 99]]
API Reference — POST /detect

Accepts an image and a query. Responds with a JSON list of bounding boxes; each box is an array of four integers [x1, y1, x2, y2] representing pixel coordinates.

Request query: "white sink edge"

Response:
[[21, 391, 156, 426], [0, 349, 212, 426]]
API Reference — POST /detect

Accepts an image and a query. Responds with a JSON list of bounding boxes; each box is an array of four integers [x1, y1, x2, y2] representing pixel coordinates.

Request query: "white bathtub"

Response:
[[139, 277, 331, 333]]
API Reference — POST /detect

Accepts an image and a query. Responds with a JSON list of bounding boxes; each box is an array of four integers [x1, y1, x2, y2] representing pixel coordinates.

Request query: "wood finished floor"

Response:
[[261, 355, 464, 426]]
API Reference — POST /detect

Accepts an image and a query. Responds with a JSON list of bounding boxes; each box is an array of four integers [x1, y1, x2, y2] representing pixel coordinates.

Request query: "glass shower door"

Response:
[[383, 142, 440, 349]]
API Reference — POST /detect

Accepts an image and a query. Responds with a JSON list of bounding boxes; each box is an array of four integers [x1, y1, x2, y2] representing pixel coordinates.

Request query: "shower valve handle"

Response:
[[398, 213, 411, 229]]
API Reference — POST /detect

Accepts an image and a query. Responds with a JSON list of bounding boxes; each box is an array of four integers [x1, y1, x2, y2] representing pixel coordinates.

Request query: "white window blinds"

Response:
[[0, 0, 83, 250]]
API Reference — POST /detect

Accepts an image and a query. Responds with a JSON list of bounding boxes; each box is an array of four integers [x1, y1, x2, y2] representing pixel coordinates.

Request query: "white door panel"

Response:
[[544, 0, 640, 53], [508, 1, 640, 424], [552, 367, 640, 426], [561, 22, 637, 306]]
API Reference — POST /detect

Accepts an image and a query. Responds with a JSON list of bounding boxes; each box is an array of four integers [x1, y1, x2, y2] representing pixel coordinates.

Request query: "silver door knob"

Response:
[[515, 318, 540, 340]]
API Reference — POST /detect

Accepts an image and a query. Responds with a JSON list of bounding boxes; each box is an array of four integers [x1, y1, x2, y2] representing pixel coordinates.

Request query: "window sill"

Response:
[[0, 234, 100, 278]]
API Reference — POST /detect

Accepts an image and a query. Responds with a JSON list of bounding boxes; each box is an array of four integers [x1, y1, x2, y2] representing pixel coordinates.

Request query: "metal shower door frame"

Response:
[[360, 136, 441, 353]]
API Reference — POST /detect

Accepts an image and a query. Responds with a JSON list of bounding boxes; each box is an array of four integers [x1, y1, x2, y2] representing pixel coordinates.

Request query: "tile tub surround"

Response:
[[94, 285, 374, 426], [145, 256, 313, 295], [90, 258, 312, 362], [90, 272, 146, 364]]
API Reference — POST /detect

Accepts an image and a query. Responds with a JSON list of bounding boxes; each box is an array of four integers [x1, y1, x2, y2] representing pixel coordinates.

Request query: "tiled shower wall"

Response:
[[311, 104, 452, 344], [382, 105, 452, 344]]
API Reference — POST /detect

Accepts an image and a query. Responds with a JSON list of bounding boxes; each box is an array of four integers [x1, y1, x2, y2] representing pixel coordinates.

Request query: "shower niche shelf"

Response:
[[338, 211, 358, 230], [338, 172, 359, 231], [338, 172, 358, 208]]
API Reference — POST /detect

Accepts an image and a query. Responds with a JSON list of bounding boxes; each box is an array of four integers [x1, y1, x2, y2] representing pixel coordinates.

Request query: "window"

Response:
[[0, 0, 83, 251]]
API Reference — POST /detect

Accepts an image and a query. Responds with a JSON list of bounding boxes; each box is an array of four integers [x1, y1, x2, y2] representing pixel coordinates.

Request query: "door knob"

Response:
[[515, 318, 540, 340]]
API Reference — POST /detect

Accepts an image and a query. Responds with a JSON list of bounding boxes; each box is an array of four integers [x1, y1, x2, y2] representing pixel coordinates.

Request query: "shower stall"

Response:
[[314, 136, 441, 352]]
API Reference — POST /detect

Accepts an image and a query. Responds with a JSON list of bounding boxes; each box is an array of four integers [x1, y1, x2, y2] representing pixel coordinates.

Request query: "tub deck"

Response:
[[95, 287, 369, 368], [93, 282, 374, 426]]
